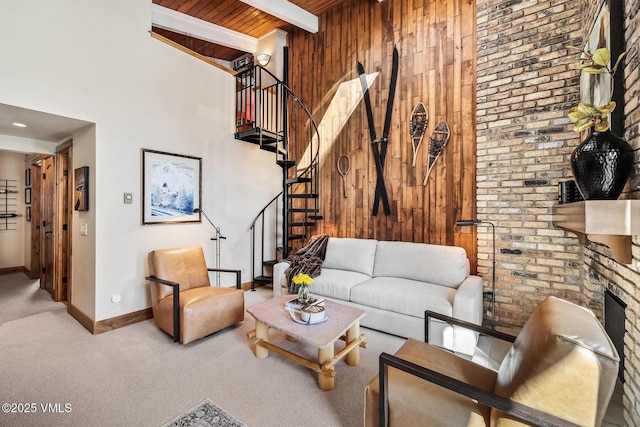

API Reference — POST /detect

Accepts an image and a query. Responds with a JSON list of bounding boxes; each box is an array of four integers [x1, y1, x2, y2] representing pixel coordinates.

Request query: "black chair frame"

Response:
[[146, 268, 241, 343], [378, 310, 581, 427]]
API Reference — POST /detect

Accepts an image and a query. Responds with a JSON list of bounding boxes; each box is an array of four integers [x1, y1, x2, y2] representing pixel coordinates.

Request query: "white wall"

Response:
[[257, 29, 288, 80], [0, 152, 26, 269], [0, 0, 281, 321]]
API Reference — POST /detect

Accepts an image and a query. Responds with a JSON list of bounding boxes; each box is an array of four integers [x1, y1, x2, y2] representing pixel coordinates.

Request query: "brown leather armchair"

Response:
[[146, 246, 244, 344], [365, 296, 620, 427]]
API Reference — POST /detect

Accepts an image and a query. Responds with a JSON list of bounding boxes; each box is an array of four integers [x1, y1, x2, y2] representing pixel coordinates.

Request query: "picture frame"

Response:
[[26, 206, 31, 222], [74, 166, 89, 211], [25, 168, 30, 186], [25, 187, 31, 205], [580, 0, 624, 135], [142, 149, 201, 225]]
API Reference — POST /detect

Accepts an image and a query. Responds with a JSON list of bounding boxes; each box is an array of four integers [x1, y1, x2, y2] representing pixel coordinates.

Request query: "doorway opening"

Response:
[[29, 141, 73, 305]]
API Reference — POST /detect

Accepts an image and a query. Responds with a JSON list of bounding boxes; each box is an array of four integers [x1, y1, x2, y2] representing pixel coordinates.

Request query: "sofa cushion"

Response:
[[322, 237, 378, 276], [373, 241, 469, 288], [349, 277, 456, 318], [308, 268, 372, 300]]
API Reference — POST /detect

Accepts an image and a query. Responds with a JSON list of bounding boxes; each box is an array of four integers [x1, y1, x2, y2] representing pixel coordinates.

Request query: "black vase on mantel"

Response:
[[570, 127, 635, 200]]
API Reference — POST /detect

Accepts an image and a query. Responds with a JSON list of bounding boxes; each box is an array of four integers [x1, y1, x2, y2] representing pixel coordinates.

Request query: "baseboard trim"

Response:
[[93, 308, 153, 335], [242, 281, 267, 291], [69, 304, 95, 334], [69, 304, 153, 335], [0, 266, 29, 276]]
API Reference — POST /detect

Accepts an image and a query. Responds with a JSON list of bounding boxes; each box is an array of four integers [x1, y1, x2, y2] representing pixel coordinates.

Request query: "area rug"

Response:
[[161, 399, 247, 427]]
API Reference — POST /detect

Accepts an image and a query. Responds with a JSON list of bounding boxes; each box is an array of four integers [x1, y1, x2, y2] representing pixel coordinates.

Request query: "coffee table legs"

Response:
[[345, 321, 360, 366], [248, 319, 365, 391], [318, 344, 335, 391], [255, 320, 269, 359]]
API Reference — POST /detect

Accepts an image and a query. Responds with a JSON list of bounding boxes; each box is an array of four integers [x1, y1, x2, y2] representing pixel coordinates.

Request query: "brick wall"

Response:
[[476, 0, 586, 326], [477, 0, 640, 423]]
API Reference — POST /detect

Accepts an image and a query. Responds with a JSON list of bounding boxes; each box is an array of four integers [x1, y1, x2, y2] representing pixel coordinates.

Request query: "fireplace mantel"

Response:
[[552, 200, 640, 264]]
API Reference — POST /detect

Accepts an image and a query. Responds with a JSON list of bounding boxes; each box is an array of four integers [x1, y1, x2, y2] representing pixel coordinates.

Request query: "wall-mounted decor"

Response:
[[579, 0, 624, 136], [1, 179, 18, 231], [423, 121, 451, 186], [142, 149, 201, 225], [25, 168, 30, 186], [25, 187, 31, 205], [337, 155, 351, 198], [26, 206, 31, 222], [410, 102, 428, 167], [74, 166, 89, 211], [357, 46, 399, 216]]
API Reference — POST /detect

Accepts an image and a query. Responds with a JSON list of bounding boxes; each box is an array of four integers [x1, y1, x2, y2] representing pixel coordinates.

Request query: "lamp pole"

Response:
[[194, 208, 226, 286], [456, 219, 496, 329]]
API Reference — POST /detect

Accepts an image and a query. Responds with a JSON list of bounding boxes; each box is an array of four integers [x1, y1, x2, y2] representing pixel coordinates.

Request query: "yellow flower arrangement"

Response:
[[293, 274, 313, 303], [292, 273, 314, 286]]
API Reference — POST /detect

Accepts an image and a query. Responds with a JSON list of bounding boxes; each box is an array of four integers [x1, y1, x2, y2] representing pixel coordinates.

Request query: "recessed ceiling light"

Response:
[[12, 122, 27, 128]]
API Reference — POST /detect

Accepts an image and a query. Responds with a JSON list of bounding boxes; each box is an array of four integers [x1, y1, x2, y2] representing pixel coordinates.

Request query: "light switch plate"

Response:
[[124, 193, 133, 204], [80, 223, 88, 236]]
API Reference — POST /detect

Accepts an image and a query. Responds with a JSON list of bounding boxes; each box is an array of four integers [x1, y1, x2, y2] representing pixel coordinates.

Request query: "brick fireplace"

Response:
[[605, 289, 626, 382]]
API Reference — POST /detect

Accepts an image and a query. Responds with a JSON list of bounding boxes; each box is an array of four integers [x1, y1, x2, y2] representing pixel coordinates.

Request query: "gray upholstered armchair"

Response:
[[146, 246, 244, 344], [365, 296, 619, 426]]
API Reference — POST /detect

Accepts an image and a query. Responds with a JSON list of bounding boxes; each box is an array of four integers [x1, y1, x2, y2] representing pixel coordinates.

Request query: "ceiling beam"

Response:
[[151, 4, 258, 54], [239, 0, 318, 33]]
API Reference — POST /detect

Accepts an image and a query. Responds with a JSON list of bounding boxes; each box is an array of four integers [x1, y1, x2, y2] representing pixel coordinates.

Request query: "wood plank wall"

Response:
[[288, 0, 477, 270]]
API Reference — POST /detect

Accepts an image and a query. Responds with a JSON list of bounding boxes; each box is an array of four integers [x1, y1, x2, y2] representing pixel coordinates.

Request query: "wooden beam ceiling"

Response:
[[151, 0, 349, 61]]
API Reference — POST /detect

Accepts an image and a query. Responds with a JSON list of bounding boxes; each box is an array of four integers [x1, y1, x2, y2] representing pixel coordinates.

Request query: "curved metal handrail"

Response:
[[242, 64, 321, 286], [250, 191, 282, 228], [250, 64, 321, 178]]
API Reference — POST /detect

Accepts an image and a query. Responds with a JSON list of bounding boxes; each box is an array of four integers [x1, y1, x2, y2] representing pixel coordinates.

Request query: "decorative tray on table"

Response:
[[285, 297, 327, 324], [285, 297, 324, 310]]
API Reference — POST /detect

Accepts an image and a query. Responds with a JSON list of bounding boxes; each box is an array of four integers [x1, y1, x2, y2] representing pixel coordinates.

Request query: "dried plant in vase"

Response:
[[566, 45, 634, 200]]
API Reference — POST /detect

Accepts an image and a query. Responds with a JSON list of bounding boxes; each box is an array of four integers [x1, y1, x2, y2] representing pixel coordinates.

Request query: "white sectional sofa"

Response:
[[273, 237, 484, 355]]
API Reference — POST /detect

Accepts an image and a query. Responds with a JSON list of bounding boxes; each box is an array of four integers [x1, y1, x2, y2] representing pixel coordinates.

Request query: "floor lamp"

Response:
[[194, 208, 226, 286], [456, 219, 496, 329]]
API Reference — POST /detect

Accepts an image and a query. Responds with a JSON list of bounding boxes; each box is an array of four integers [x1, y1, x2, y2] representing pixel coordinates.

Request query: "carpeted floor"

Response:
[[0, 273, 406, 426], [0, 273, 623, 426]]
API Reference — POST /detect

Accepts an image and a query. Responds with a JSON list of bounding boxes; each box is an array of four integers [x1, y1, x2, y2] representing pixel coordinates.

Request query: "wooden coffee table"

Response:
[[246, 295, 366, 391]]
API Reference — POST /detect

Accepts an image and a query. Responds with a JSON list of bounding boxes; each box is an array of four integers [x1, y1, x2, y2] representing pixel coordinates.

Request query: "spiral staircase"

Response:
[[234, 63, 321, 288]]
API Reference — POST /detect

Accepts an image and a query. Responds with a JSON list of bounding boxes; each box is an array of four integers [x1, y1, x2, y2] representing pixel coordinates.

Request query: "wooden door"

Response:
[[56, 146, 72, 304], [40, 156, 55, 297], [29, 164, 42, 279]]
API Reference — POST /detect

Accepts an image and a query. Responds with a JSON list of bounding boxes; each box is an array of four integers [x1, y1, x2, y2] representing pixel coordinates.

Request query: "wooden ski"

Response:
[[422, 121, 451, 186], [357, 46, 398, 216], [410, 102, 428, 167]]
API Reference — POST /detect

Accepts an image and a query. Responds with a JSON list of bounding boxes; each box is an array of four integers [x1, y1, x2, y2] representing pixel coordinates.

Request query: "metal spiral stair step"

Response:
[[289, 208, 319, 213], [288, 193, 318, 199], [277, 159, 296, 168], [286, 176, 312, 184]]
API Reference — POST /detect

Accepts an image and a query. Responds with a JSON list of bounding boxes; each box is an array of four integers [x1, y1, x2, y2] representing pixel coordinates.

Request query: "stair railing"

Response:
[[240, 64, 321, 286], [249, 191, 282, 291]]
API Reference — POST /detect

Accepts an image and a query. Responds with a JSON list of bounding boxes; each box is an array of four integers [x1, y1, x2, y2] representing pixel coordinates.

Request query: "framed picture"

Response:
[[74, 166, 89, 211], [25, 168, 30, 186], [25, 187, 31, 204], [26, 206, 31, 222], [580, 0, 624, 135], [142, 149, 201, 225]]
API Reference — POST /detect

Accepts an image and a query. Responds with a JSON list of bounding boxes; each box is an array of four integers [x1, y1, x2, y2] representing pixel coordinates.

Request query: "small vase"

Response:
[[570, 128, 635, 200], [298, 285, 310, 304]]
